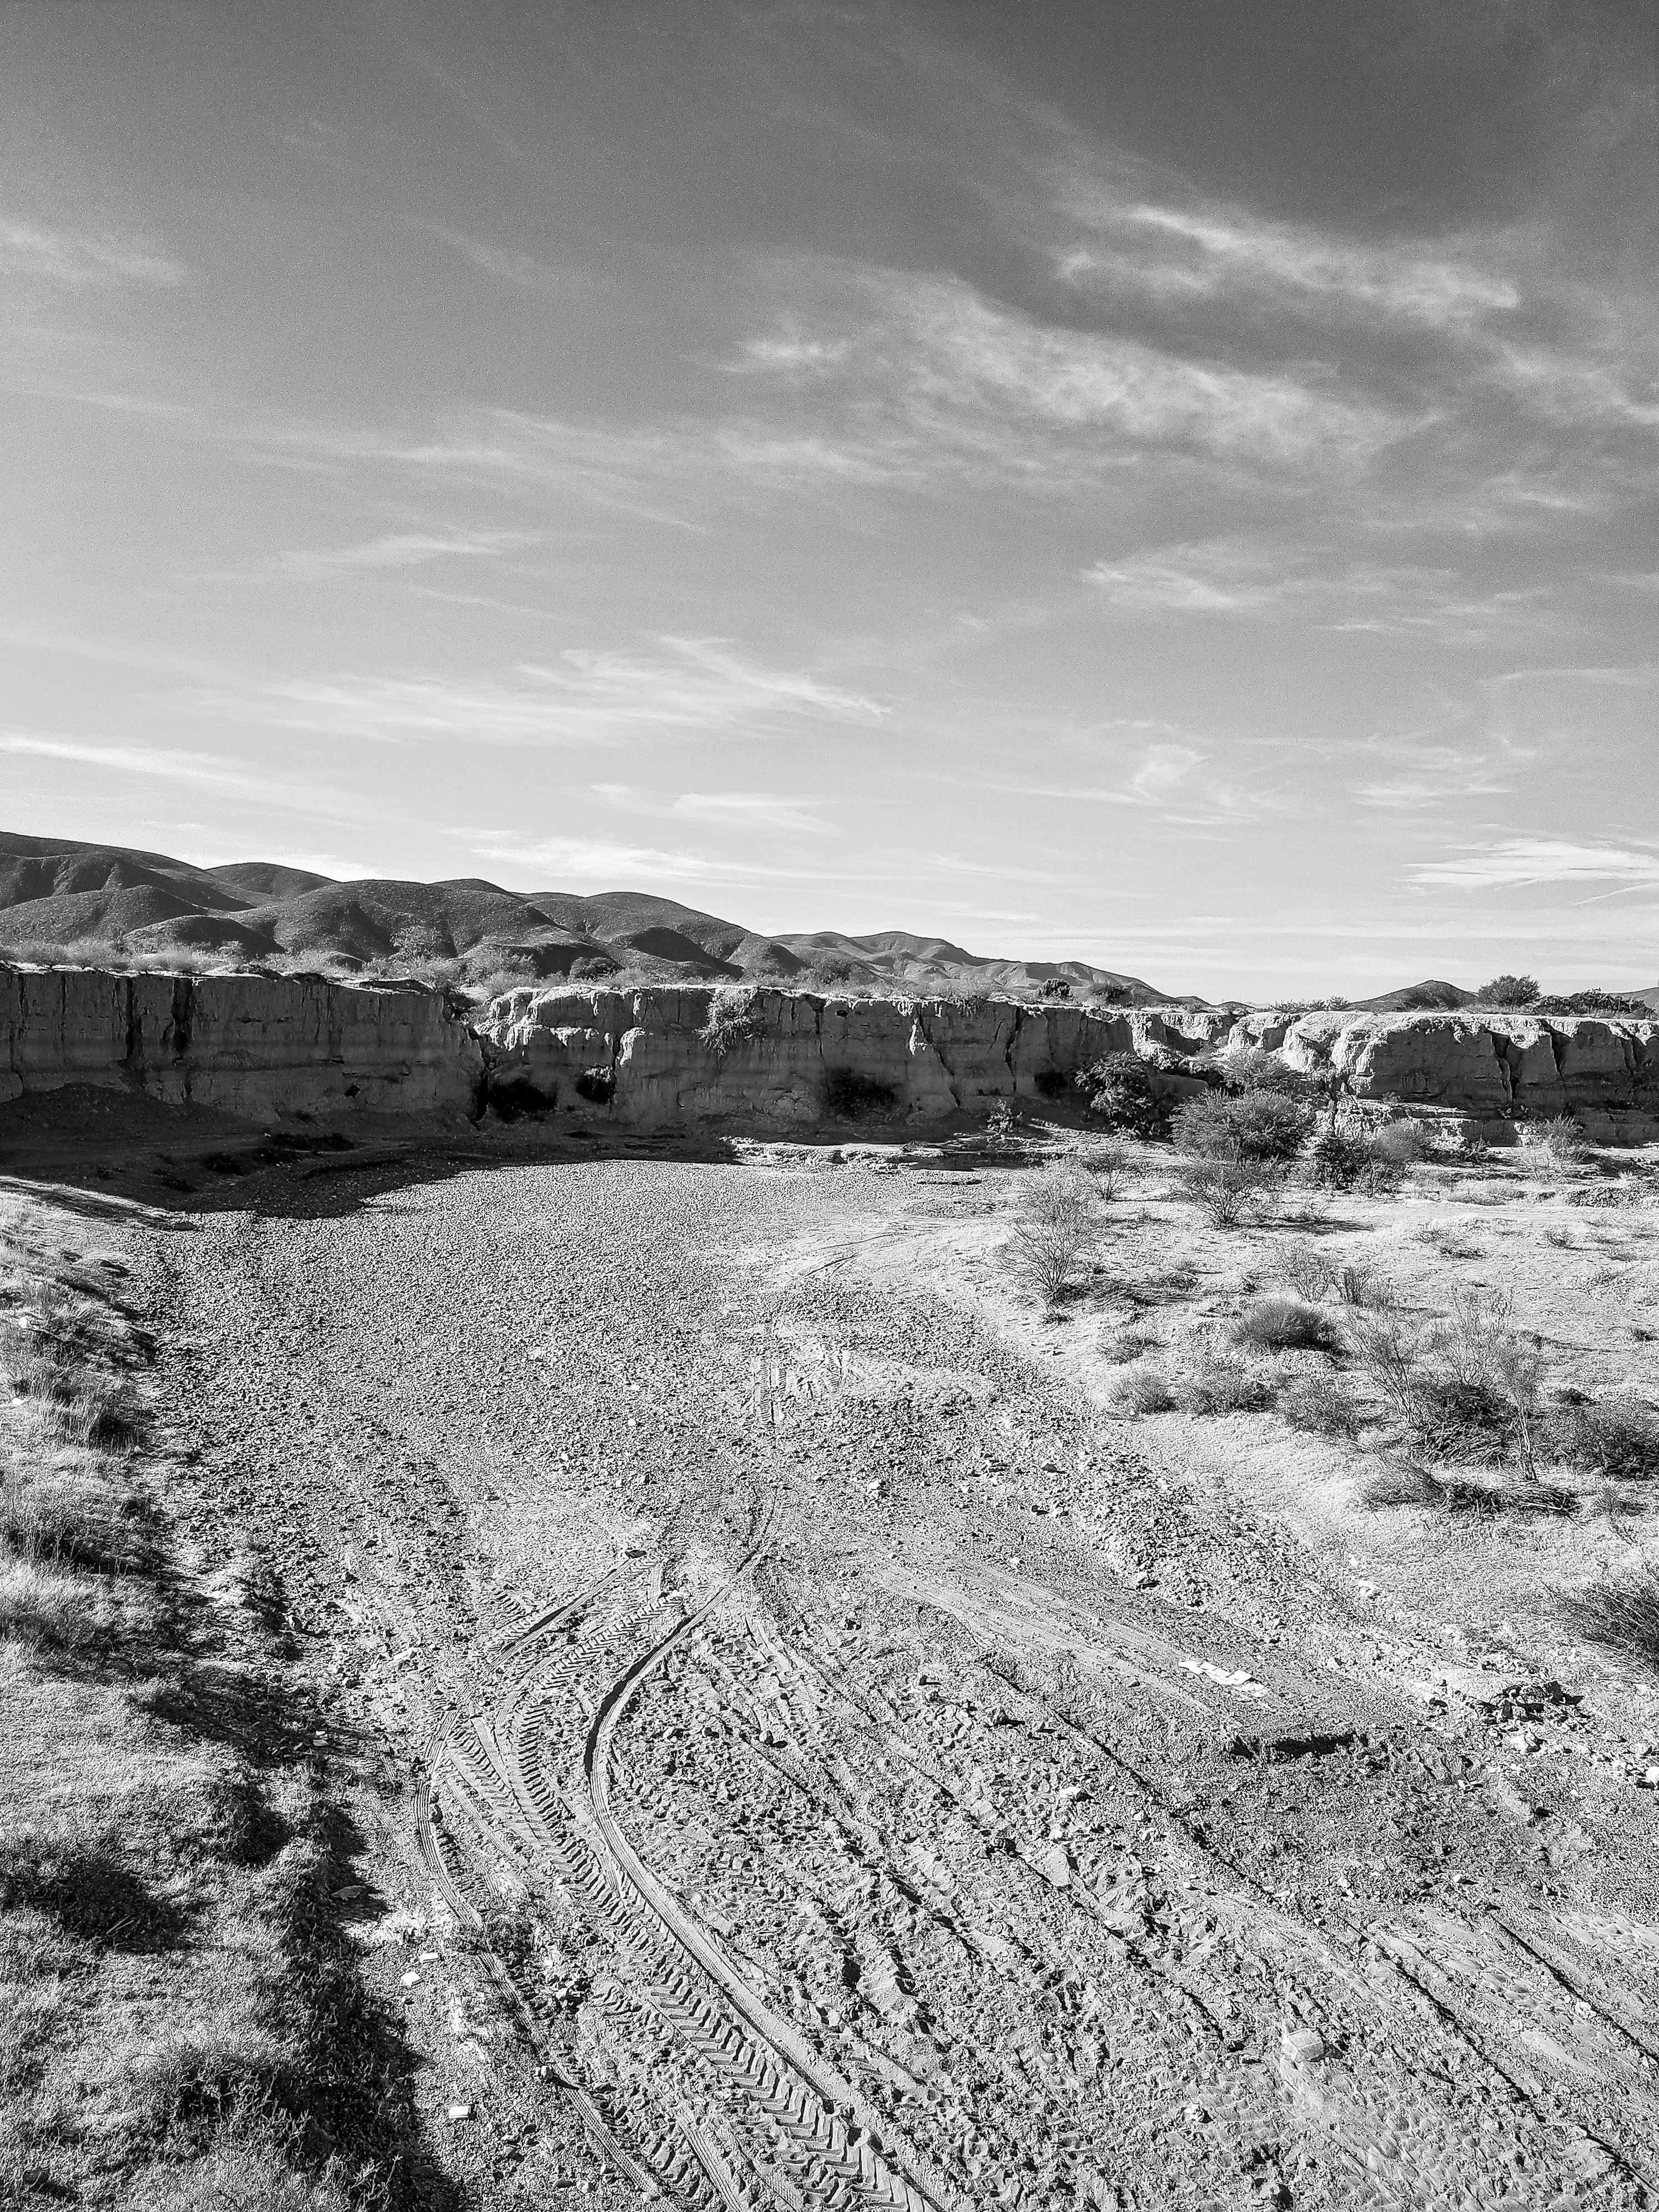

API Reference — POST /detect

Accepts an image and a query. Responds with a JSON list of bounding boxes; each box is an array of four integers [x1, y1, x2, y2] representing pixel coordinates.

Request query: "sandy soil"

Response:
[[47, 1121, 1659, 2210]]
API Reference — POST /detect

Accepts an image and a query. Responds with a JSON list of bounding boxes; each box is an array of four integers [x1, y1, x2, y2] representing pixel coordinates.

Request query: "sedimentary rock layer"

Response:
[[478, 988, 1659, 1141], [1, 965, 484, 1119], [4, 966, 1657, 1139]]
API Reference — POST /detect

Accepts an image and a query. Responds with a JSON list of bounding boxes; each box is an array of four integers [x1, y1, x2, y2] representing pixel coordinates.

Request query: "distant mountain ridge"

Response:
[[0, 832, 1167, 1001]]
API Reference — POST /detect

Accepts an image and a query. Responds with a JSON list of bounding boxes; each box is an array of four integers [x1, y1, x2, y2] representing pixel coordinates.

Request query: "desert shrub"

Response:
[[1190, 1045, 1318, 1098], [1179, 1157, 1283, 1229], [824, 1068, 898, 1119], [1451, 1125, 1490, 1163], [1077, 1053, 1168, 1138], [1169, 1343, 1274, 1415], [700, 984, 761, 1058], [1518, 1117, 1594, 1172], [1560, 1575, 1659, 1669], [572, 1066, 615, 1105], [1335, 1261, 1394, 1308], [1474, 974, 1540, 1006], [1110, 1361, 1175, 1414], [1231, 1295, 1336, 1353], [1009, 1164, 1103, 1307], [982, 1099, 1019, 1147], [1534, 990, 1651, 1017], [1279, 1371, 1363, 1437], [1274, 1241, 1336, 1301], [1172, 1089, 1313, 1164], [1548, 1395, 1659, 1481], [1347, 1289, 1544, 1472], [568, 954, 617, 981], [1397, 983, 1464, 1011], [1373, 1117, 1431, 1164], [1080, 1137, 1133, 1199], [1306, 1128, 1372, 1189]]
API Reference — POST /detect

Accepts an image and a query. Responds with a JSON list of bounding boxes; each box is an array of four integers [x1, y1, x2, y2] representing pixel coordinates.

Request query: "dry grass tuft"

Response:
[[1278, 1371, 1363, 1438], [0, 1559, 95, 1647], [1231, 1295, 1336, 1354], [1560, 1575, 1659, 1670]]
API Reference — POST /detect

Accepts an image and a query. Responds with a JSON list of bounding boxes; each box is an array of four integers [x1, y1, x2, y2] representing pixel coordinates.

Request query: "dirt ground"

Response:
[[8, 1100, 1659, 2210]]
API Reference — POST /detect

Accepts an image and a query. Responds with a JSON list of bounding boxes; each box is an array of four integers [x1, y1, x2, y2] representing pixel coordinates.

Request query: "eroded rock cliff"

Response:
[[4, 967, 1656, 1141], [1, 966, 484, 1119], [478, 987, 1659, 1140]]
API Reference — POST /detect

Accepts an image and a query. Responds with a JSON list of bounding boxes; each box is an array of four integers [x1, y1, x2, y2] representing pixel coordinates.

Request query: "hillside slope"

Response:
[[0, 833, 1169, 998]]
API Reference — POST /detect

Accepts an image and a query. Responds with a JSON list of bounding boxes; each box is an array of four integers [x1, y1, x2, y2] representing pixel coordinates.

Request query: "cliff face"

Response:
[[4, 968, 1656, 1140], [1, 966, 484, 1119], [479, 988, 1659, 1142]]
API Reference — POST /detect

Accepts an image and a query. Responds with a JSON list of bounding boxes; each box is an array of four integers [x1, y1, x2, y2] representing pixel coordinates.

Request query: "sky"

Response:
[[2, 0, 1656, 997]]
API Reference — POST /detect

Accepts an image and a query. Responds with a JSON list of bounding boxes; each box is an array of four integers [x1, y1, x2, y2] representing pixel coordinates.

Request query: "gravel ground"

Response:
[[119, 1137, 1659, 2211]]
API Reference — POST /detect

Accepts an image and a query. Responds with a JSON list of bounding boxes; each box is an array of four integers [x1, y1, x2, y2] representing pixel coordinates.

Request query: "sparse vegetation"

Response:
[[1278, 1371, 1363, 1437], [1178, 1157, 1284, 1228], [1109, 1361, 1175, 1414], [1009, 1164, 1104, 1308], [1474, 974, 1540, 1007], [1172, 1089, 1313, 1164], [1080, 1137, 1134, 1199], [1275, 1242, 1338, 1303], [1230, 1295, 1336, 1353], [1078, 1052, 1175, 1138], [1560, 1574, 1659, 1670], [700, 984, 763, 1058], [1167, 1340, 1275, 1415], [0, 1219, 427, 2208], [1517, 1117, 1594, 1172], [1548, 1394, 1659, 1482]]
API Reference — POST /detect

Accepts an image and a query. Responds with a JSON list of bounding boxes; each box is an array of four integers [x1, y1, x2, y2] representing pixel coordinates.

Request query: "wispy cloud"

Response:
[[1061, 198, 1519, 329], [277, 530, 536, 576], [185, 637, 887, 748], [0, 731, 348, 812], [1407, 839, 1659, 890], [0, 216, 187, 288]]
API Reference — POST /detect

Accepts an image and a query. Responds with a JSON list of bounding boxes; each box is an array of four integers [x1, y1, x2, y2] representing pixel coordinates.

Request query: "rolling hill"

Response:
[[0, 832, 1167, 1000]]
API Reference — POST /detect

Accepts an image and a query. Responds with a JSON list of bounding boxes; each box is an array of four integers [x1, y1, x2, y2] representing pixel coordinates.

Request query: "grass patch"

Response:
[[1109, 1362, 1176, 1414], [1230, 1295, 1335, 1353], [1548, 1395, 1659, 1481], [1560, 1576, 1659, 1670], [1278, 1371, 1363, 1438]]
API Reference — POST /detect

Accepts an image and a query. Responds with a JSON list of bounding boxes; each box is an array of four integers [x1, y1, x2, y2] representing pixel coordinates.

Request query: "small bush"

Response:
[[1518, 1117, 1594, 1172], [1549, 1395, 1659, 1481], [1173, 1090, 1313, 1164], [1279, 1371, 1363, 1437], [572, 1066, 615, 1105], [825, 1068, 899, 1119], [1335, 1261, 1394, 1308], [1110, 1362, 1175, 1414], [1081, 1137, 1134, 1199], [1306, 1127, 1406, 1190], [1231, 1295, 1336, 1353], [1179, 1157, 1283, 1228], [1009, 1164, 1103, 1307], [1373, 1118, 1431, 1164], [1275, 1242, 1337, 1302], [700, 984, 762, 1058], [1474, 974, 1540, 1007], [1560, 1575, 1659, 1670], [1078, 1053, 1168, 1138], [1169, 1343, 1275, 1415]]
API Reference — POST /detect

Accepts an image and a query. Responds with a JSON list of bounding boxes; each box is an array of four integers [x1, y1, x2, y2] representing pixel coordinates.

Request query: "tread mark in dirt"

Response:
[[415, 1505, 966, 2212]]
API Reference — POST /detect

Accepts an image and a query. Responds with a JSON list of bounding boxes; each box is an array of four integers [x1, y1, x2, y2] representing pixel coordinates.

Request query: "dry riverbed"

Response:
[[5, 1122, 1659, 2209]]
